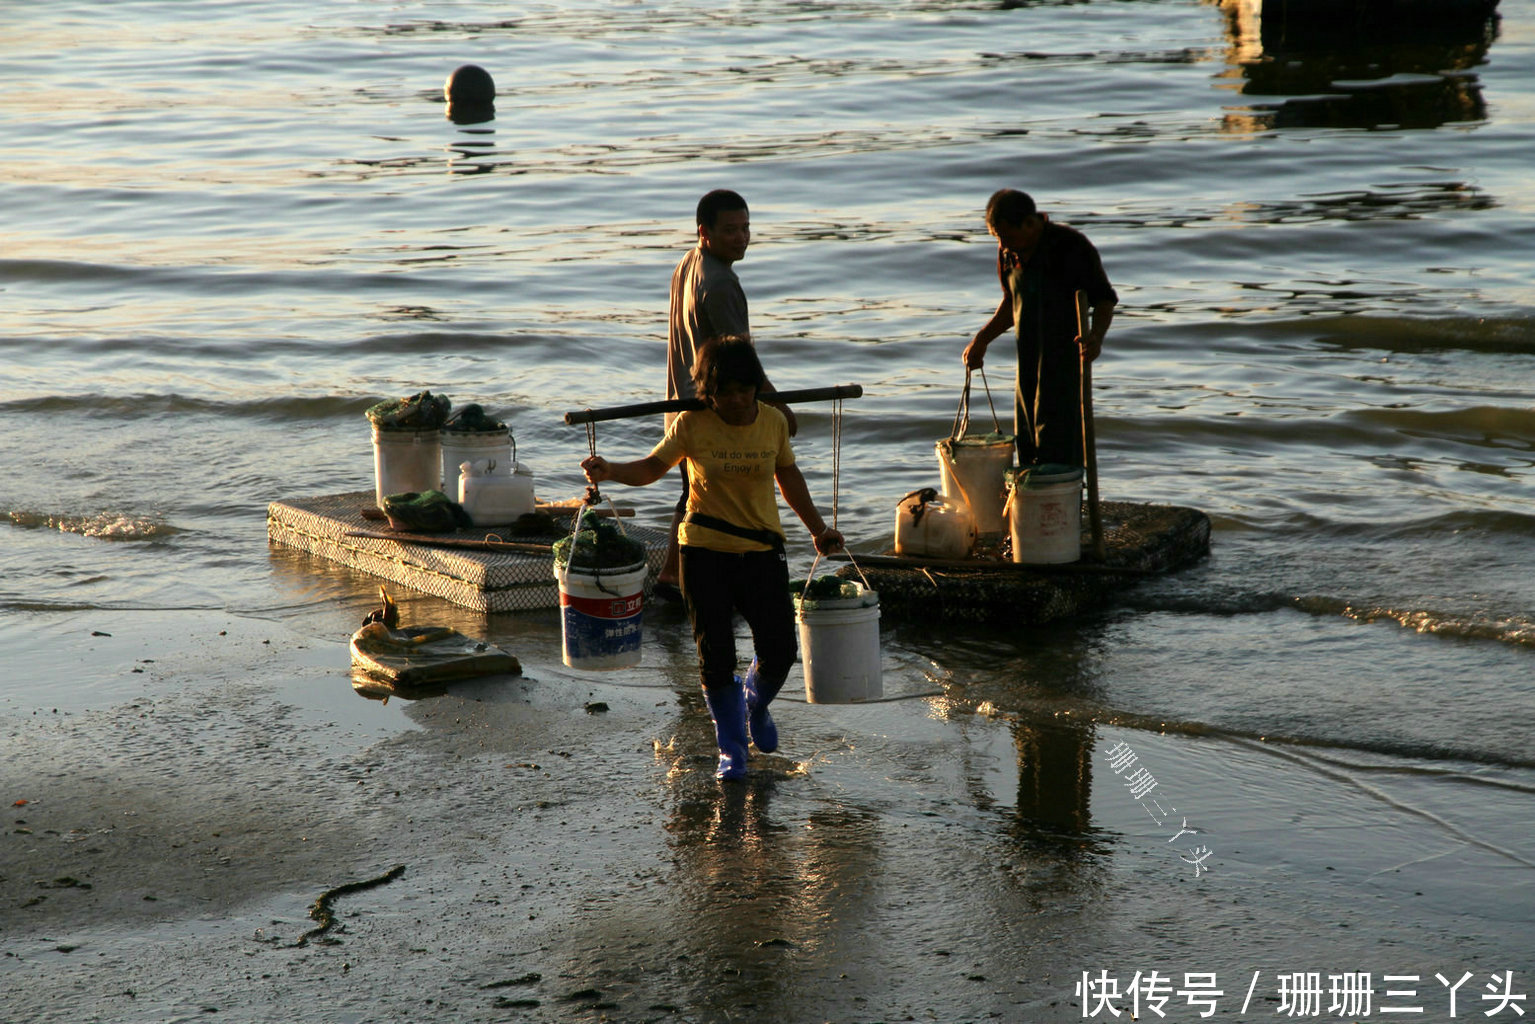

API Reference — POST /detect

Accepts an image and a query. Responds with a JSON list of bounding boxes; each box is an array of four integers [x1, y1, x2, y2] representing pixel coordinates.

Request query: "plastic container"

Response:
[[894, 493, 975, 559], [1006, 464, 1084, 565], [554, 562, 647, 670], [936, 436, 1015, 542], [795, 585, 882, 703], [458, 459, 536, 526], [372, 427, 441, 508], [441, 429, 511, 494]]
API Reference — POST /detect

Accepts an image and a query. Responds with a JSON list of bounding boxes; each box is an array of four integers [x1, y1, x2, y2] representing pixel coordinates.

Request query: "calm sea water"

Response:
[[3, 0, 1534, 1008]]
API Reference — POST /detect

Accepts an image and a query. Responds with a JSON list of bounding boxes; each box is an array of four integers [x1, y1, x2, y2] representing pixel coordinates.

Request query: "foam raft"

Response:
[[267, 491, 666, 613], [831, 501, 1210, 625]]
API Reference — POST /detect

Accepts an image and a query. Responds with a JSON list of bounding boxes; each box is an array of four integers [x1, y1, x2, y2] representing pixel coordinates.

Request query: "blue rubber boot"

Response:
[[744, 657, 787, 754], [703, 682, 749, 780]]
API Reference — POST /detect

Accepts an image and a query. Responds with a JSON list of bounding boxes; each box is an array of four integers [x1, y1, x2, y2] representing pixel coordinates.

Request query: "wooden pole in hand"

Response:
[[1076, 290, 1106, 561]]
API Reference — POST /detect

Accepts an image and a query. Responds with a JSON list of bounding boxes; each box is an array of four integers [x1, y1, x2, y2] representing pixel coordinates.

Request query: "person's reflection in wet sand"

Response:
[[1012, 717, 1094, 840], [656, 693, 884, 1014]]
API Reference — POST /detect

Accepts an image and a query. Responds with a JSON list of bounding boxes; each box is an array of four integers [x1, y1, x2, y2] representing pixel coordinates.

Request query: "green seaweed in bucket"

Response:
[[792, 575, 865, 602], [443, 404, 507, 433], [798, 575, 854, 599], [367, 390, 452, 430], [552, 510, 646, 570]]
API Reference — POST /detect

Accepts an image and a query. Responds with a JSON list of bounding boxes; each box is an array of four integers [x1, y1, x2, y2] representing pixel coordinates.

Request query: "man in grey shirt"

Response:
[[658, 190, 793, 599], [667, 190, 752, 417]]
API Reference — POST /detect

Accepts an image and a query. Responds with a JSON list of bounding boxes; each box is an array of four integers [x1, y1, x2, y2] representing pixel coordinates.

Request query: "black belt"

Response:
[[682, 511, 785, 551]]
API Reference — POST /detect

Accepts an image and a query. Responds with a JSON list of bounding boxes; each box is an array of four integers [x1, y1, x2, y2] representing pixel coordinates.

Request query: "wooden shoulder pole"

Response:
[[1076, 291, 1106, 561], [563, 384, 863, 425]]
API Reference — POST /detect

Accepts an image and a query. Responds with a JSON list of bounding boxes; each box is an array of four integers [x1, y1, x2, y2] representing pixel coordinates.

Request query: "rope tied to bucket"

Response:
[[949, 367, 1003, 442], [804, 394, 873, 596], [939, 369, 1006, 525], [563, 415, 635, 596], [578, 416, 627, 531]]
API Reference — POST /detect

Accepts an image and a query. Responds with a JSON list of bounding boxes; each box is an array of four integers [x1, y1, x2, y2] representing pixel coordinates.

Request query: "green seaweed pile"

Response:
[[794, 575, 864, 600], [381, 490, 471, 533], [552, 510, 646, 570], [443, 404, 507, 433], [367, 391, 451, 430]]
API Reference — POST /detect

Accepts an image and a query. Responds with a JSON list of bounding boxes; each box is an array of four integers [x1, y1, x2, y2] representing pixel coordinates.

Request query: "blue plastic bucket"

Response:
[[554, 562, 647, 670]]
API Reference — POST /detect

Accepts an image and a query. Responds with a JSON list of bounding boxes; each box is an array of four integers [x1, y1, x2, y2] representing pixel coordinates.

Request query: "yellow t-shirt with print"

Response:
[[650, 403, 793, 553]]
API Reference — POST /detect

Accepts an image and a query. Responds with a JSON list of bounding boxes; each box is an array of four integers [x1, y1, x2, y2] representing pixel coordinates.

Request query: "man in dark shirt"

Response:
[[962, 189, 1117, 468]]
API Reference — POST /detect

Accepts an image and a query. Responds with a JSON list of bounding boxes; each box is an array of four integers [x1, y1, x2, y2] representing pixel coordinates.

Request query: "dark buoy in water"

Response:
[[445, 64, 495, 124]]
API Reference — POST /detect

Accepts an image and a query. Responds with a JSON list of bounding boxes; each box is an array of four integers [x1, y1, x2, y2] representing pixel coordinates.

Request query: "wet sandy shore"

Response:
[[3, 603, 1531, 1023]]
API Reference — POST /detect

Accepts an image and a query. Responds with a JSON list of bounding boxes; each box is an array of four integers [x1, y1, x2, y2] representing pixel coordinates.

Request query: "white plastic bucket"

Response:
[[894, 494, 975, 559], [936, 438, 1015, 541], [372, 427, 442, 507], [554, 562, 647, 670], [1007, 465, 1084, 565], [441, 429, 511, 493], [796, 588, 882, 703]]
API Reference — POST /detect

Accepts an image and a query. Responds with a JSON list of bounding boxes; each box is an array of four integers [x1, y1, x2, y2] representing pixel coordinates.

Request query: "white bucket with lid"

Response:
[[795, 584, 881, 704], [554, 562, 647, 670], [1007, 464, 1084, 565], [372, 427, 441, 508], [936, 436, 1015, 542], [441, 428, 512, 493]]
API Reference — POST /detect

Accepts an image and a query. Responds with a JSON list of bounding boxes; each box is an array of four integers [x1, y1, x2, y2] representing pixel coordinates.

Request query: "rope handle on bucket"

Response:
[[942, 367, 1005, 531], [802, 395, 873, 598], [949, 368, 1003, 442], [566, 417, 632, 596], [580, 418, 629, 538], [802, 549, 873, 602]]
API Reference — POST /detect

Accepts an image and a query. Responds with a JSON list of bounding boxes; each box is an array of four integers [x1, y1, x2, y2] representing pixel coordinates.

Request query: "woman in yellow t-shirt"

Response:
[[581, 337, 844, 780]]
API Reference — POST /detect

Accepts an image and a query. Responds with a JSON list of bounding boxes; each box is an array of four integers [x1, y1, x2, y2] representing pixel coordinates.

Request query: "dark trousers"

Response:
[[1015, 333, 1084, 467], [679, 545, 796, 692]]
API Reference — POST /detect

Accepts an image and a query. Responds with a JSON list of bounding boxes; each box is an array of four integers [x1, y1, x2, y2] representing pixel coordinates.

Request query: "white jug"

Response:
[[894, 489, 976, 559], [458, 458, 536, 526]]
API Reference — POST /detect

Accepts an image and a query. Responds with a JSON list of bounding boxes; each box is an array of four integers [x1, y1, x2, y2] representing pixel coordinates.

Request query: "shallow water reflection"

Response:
[[1013, 719, 1095, 838], [663, 772, 886, 1012]]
